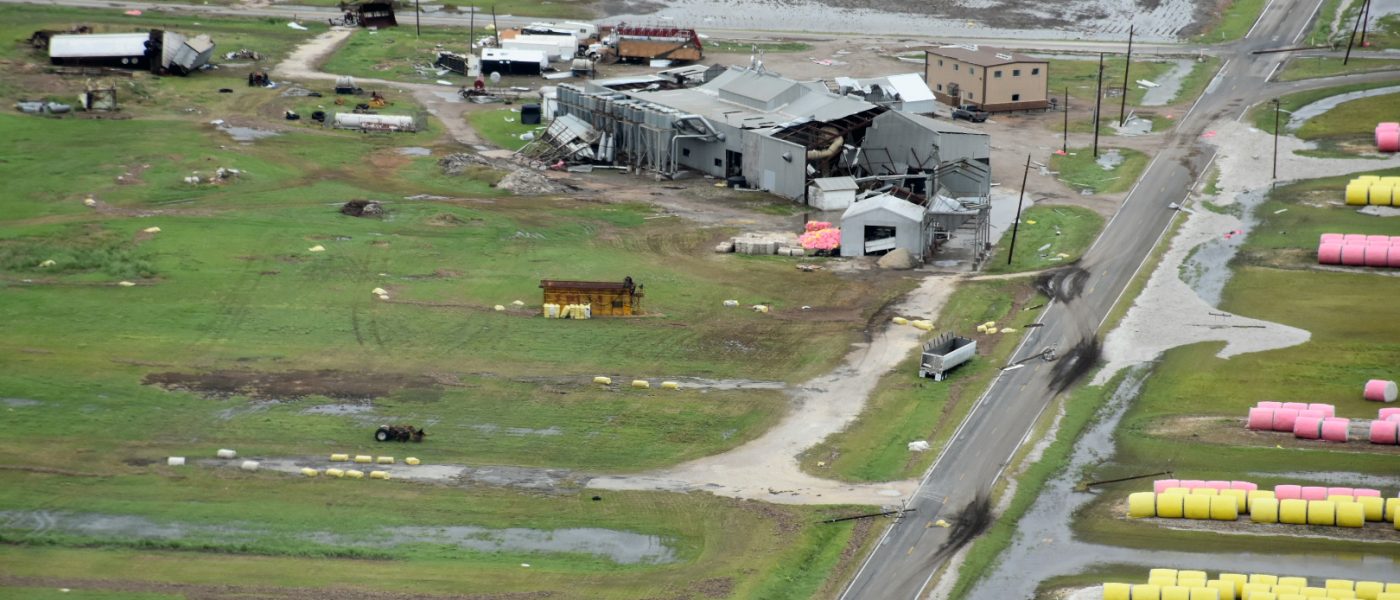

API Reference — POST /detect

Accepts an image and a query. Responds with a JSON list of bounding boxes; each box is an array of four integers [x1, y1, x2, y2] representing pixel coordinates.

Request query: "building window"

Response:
[[967, 92, 974, 99], [682, 148, 691, 157], [1032, 67, 1040, 75], [1012, 93, 1021, 101], [714, 158, 722, 167], [953, 64, 959, 71], [969, 67, 975, 75], [938, 59, 943, 66], [1013, 69, 1021, 76], [994, 70, 1002, 78]]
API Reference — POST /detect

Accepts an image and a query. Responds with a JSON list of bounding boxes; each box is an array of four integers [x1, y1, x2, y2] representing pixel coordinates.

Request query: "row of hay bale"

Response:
[[542, 303, 591, 319], [592, 377, 680, 390], [1317, 233, 1400, 268], [1103, 567, 1400, 600], [308, 468, 390, 479], [1248, 402, 1400, 445], [329, 453, 420, 465], [890, 316, 934, 331], [1345, 176, 1400, 206], [1130, 482, 1400, 529]]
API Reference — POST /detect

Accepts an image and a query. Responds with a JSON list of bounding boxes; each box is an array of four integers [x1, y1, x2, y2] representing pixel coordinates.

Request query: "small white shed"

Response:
[[839, 194, 927, 259], [808, 176, 858, 211]]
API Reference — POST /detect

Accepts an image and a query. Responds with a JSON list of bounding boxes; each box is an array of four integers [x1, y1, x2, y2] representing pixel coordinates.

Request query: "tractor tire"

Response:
[[375, 428, 390, 442]]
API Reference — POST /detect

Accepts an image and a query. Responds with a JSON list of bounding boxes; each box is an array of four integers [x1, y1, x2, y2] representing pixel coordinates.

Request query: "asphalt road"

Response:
[[837, 1, 1400, 598]]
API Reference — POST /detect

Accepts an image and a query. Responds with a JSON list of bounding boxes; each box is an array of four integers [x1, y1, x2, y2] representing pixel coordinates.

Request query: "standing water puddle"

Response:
[[965, 368, 1395, 599], [1140, 59, 1194, 107], [212, 120, 281, 142], [1096, 148, 1124, 170], [1286, 85, 1400, 132], [2, 510, 676, 565], [397, 147, 432, 156]]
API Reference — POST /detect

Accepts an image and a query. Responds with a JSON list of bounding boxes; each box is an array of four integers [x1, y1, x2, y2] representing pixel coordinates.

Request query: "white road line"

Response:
[[1294, 0, 1328, 44], [1086, 152, 1164, 255], [1268, 62, 1282, 82], [1184, 59, 1229, 123], [1245, 0, 1277, 39]]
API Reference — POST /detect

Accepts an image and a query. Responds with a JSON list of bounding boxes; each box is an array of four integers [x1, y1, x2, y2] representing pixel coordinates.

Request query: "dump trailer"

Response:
[[590, 24, 703, 63], [918, 333, 976, 381]]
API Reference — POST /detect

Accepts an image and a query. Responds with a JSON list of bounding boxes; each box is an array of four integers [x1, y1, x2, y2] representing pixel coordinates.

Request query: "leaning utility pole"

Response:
[[1344, 0, 1366, 65], [415, 0, 421, 37], [1119, 24, 1134, 127], [1359, 0, 1373, 47], [1092, 53, 1105, 158], [1007, 154, 1032, 266], [1272, 98, 1281, 182]]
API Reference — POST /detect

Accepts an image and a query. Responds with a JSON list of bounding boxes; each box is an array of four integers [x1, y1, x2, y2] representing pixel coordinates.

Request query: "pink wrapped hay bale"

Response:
[[1230, 481, 1257, 492], [1320, 233, 1345, 244], [1364, 380, 1398, 402], [1320, 418, 1350, 442], [1369, 420, 1399, 445], [1180, 480, 1205, 490], [1343, 233, 1368, 244], [1327, 487, 1355, 498], [1272, 409, 1299, 432], [1307, 403, 1335, 418], [1293, 417, 1324, 439], [1282, 402, 1309, 411], [1366, 234, 1391, 244], [1247, 408, 1275, 430], [1365, 244, 1390, 267], [1257, 401, 1283, 409], [1341, 245, 1366, 266], [1317, 243, 1343, 265], [1155, 479, 1181, 494], [1275, 484, 1302, 500], [1297, 409, 1327, 419], [1380, 407, 1400, 420], [1206, 480, 1231, 490], [1353, 488, 1381, 497], [1300, 486, 1328, 501]]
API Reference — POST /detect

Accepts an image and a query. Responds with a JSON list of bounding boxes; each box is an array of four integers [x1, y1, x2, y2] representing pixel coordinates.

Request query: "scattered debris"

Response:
[[341, 200, 384, 217], [496, 168, 571, 195], [908, 440, 931, 452], [308, 245, 325, 252]]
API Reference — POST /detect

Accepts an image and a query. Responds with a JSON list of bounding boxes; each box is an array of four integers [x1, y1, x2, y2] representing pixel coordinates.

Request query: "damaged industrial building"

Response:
[[525, 65, 993, 264]]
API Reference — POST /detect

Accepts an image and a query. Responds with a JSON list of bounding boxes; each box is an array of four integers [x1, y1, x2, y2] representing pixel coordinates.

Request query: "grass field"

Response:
[[983, 206, 1104, 274], [1277, 57, 1400, 82], [320, 28, 477, 85], [0, 5, 918, 593], [706, 40, 813, 54], [799, 278, 1048, 482], [1250, 80, 1400, 135], [1191, 0, 1270, 42], [468, 107, 544, 150], [285, 0, 592, 19], [1290, 91, 1400, 155], [1051, 147, 1150, 195], [1047, 58, 1176, 105]]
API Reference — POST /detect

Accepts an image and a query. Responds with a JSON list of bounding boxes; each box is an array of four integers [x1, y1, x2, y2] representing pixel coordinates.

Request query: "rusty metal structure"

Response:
[[539, 278, 644, 316]]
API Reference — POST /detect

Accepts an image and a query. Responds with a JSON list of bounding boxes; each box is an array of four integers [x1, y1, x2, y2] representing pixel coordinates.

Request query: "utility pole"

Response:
[[1062, 86, 1069, 154], [469, 9, 475, 50], [1344, 0, 1366, 65], [415, 0, 420, 38], [492, 5, 499, 48], [1272, 98, 1281, 182], [1119, 24, 1133, 127], [1359, 0, 1372, 47], [1092, 53, 1104, 158], [1007, 154, 1032, 266]]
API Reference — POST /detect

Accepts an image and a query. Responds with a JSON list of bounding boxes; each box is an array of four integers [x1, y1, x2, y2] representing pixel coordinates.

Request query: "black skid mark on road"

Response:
[[1034, 266, 1089, 303], [1049, 337, 1101, 393], [933, 495, 993, 561]]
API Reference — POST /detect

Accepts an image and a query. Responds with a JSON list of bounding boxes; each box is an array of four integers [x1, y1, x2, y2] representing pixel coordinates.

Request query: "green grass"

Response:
[[1250, 79, 1400, 134], [1302, 0, 1351, 46], [1202, 165, 1222, 197], [1277, 57, 1400, 82], [320, 28, 477, 85], [706, 40, 813, 54], [1236, 167, 1400, 261], [799, 278, 1047, 482], [279, 0, 592, 19], [0, 590, 179, 600], [1292, 91, 1400, 155], [1047, 58, 1176, 105], [1191, 0, 1270, 42], [1173, 56, 1224, 108], [949, 369, 1127, 597], [984, 206, 1104, 274], [1050, 147, 1150, 195], [468, 107, 545, 151]]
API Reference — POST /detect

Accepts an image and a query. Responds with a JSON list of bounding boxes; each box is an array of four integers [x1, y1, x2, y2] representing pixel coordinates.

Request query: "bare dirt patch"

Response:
[[142, 370, 447, 401]]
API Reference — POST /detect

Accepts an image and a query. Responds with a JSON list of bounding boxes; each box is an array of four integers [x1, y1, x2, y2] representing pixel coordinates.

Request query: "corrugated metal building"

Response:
[[840, 194, 927, 258], [546, 66, 990, 203]]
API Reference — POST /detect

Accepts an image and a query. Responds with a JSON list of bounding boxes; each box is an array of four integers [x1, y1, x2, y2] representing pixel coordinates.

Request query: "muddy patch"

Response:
[[301, 402, 374, 416], [396, 146, 432, 156], [213, 121, 280, 142], [143, 370, 443, 401]]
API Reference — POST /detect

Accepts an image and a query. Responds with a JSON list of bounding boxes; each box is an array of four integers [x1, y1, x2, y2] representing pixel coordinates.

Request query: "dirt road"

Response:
[[271, 28, 486, 147]]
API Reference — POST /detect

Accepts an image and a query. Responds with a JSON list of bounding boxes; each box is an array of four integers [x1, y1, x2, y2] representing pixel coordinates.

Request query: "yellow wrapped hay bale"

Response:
[[330, 453, 350, 462], [631, 380, 650, 389], [1223, 489, 1248, 512], [661, 381, 680, 390], [1241, 583, 1272, 600], [1302, 588, 1328, 598], [1105, 583, 1133, 600], [1336, 502, 1365, 528], [1328, 495, 1356, 505], [1383, 498, 1399, 522], [1192, 588, 1222, 600], [1378, 593, 1400, 600], [911, 320, 934, 331], [1133, 584, 1162, 600], [1356, 496, 1383, 521], [1251, 498, 1280, 523], [345, 469, 365, 479], [1326, 581, 1355, 592], [593, 376, 612, 385], [1209, 579, 1239, 600], [325, 468, 345, 478], [369, 470, 390, 480], [1150, 569, 1180, 582], [1128, 492, 1157, 518], [892, 316, 909, 325], [1307, 500, 1336, 526], [1152, 576, 1180, 588], [1279, 577, 1309, 589], [1164, 586, 1192, 600], [1157, 493, 1186, 518], [1247, 490, 1275, 510], [1219, 574, 1249, 596], [1184, 495, 1213, 519], [1191, 488, 1219, 496], [1355, 583, 1384, 600], [301, 468, 319, 477], [1252, 575, 1279, 587], [353, 455, 372, 464], [1276, 587, 1300, 597], [1179, 571, 1208, 586], [1345, 182, 1370, 206], [1210, 495, 1239, 520], [405, 457, 420, 466], [1328, 592, 1356, 600], [1279, 499, 1308, 524], [376, 456, 394, 464]]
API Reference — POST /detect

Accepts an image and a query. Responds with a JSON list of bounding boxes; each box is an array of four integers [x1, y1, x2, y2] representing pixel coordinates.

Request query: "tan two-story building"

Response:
[[924, 46, 1049, 112]]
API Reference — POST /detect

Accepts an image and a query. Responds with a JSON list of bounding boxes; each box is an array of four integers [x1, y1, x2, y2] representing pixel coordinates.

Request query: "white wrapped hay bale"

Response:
[[240, 460, 260, 472], [216, 449, 237, 459], [166, 457, 185, 466]]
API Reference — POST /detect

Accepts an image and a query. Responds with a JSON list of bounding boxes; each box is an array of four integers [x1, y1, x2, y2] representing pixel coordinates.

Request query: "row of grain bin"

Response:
[[1345, 175, 1400, 206], [1102, 568, 1400, 600], [1317, 234, 1400, 268]]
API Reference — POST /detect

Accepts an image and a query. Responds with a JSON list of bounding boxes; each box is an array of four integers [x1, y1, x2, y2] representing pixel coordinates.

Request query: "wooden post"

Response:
[[1092, 53, 1104, 158], [1119, 25, 1133, 127], [1007, 154, 1031, 266]]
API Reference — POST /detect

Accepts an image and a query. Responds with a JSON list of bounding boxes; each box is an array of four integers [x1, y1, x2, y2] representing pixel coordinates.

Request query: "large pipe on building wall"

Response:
[[668, 114, 724, 176], [806, 134, 844, 161]]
